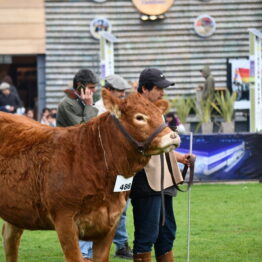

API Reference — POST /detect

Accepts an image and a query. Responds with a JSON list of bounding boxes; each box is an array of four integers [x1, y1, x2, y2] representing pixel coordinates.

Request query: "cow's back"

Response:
[[0, 112, 53, 156], [0, 112, 103, 230], [0, 113, 57, 228]]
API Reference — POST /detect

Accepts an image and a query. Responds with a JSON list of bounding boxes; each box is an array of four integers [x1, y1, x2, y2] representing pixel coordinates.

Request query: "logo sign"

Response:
[[93, 0, 107, 2], [132, 0, 174, 15], [100, 35, 115, 80], [194, 14, 216, 38], [90, 18, 111, 40], [249, 29, 262, 132]]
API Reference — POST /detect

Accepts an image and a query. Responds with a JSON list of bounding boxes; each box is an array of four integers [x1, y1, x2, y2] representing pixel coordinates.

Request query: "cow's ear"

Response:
[[102, 88, 122, 118], [154, 99, 169, 114]]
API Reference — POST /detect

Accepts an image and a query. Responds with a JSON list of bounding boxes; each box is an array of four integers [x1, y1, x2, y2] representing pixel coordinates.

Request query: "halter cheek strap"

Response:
[[111, 114, 168, 154]]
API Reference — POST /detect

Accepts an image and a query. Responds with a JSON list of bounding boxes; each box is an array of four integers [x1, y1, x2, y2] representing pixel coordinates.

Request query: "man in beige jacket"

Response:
[[130, 68, 193, 262]]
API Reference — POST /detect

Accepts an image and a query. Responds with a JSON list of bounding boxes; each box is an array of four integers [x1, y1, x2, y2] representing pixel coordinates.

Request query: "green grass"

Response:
[[0, 183, 261, 262]]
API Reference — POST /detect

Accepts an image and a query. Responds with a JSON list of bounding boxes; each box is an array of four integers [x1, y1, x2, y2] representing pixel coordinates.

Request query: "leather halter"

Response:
[[111, 114, 168, 154]]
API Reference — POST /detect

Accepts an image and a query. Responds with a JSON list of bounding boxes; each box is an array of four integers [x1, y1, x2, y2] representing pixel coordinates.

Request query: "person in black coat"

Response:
[[0, 82, 21, 113]]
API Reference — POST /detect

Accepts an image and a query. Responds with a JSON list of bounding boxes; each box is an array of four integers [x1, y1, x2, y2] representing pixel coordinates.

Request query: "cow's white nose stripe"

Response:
[[159, 132, 181, 149]]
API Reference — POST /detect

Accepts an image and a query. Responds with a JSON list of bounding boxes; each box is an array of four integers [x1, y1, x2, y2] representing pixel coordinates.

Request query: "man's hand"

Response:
[[5, 105, 15, 112], [175, 152, 196, 166], [80, 88, 93, 105]]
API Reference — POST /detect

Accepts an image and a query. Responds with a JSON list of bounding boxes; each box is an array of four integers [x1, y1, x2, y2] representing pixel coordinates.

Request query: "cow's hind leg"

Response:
[[2, 221, 24, 262]]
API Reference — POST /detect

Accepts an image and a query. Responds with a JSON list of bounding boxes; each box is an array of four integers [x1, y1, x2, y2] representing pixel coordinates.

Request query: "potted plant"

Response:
[[194, 98, 213, 133], [211, 90, 237, 133], [171, 96, 193, 132]]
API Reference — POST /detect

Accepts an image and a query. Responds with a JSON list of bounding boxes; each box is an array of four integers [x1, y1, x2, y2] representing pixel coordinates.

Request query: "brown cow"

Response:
[[0, 89, 181, 262]]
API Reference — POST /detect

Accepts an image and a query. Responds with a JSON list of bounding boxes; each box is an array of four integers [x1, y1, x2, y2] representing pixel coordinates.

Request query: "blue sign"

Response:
[[176, 133, 262, 181]]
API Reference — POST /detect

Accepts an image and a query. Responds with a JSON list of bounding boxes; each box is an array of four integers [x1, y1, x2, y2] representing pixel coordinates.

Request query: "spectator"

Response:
[[199, 65, 215, 100], [25, 108, 35, 119], [56, 69, 98, 127], [79, 74, 133, 260], [0, 82, 21, 113], [130, 68, 194, 262], [165, 112, 186, 134], [95, 74, 130, 113], [2, 75, 24, 109], [50, 108, 57, 116], [40, 107, 51, 125], [46, 113, 57, 127], [56, 69, 99, 262]]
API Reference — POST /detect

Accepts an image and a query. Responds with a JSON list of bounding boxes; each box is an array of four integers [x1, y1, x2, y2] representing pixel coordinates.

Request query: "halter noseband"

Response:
[[111, 114, 168, 154]]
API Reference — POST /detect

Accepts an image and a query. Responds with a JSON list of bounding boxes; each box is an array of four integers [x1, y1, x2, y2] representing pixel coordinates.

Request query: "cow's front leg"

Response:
[[2, 221, 24, 262], [54, 212, 84, 262], [92, 228, 116, 262]]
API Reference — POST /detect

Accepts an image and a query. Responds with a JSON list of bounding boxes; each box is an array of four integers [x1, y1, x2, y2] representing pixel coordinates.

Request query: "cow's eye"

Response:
[[136, 115, 144, 121], [134, 113, 148, 124]]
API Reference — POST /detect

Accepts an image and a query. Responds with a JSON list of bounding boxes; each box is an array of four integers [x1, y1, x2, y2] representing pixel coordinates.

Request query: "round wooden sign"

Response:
[[132, 0, 174, 15]]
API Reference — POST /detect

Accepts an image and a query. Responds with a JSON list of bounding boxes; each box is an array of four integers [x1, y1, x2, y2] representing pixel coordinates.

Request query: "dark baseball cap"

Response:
[[138, 68, 175, 91]]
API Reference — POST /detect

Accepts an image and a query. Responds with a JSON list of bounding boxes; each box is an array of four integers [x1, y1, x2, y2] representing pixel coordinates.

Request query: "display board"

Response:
[[176, 133, 262, 181]]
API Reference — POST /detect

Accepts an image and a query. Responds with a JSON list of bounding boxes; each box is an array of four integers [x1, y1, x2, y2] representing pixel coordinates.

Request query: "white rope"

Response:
[[186, 132, 193, 262], [98, 126, 109, 171]]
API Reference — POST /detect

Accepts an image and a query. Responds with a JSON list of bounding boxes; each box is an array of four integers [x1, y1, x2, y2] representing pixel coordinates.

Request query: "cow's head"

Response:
[[102, 88, 180, 155]]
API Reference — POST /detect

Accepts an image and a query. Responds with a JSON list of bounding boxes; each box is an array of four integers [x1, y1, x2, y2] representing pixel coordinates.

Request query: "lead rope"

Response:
[[187, 132, 193, 262]]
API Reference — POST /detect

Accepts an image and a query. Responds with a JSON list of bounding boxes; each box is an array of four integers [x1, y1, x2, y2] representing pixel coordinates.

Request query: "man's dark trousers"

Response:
[[131, 195, 176, 257]]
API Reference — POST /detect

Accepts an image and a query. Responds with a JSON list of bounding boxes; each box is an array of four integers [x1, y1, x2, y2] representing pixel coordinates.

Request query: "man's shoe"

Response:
[[115, 242, 133, 260]]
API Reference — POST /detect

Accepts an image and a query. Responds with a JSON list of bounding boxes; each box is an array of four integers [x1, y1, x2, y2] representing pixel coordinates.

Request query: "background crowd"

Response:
[[0, 76, 58, 127], [0, 74, 193, 134]]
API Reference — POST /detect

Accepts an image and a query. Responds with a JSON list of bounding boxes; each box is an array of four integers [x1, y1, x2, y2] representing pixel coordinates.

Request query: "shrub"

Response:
[[211, 90, 237, 122], [171, 97, 194, 124]]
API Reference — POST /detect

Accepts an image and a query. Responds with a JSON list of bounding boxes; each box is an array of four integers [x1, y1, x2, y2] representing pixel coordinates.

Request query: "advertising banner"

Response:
[[228, 58, 251, 102], [176, 133, 262, 181]]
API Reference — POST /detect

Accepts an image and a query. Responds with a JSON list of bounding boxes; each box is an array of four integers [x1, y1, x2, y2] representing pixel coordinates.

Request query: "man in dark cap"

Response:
[[130, 68, 192, 262]]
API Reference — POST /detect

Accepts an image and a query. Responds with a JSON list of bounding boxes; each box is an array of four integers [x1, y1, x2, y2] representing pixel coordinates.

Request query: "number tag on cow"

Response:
[[113, 175, 133, 192]]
